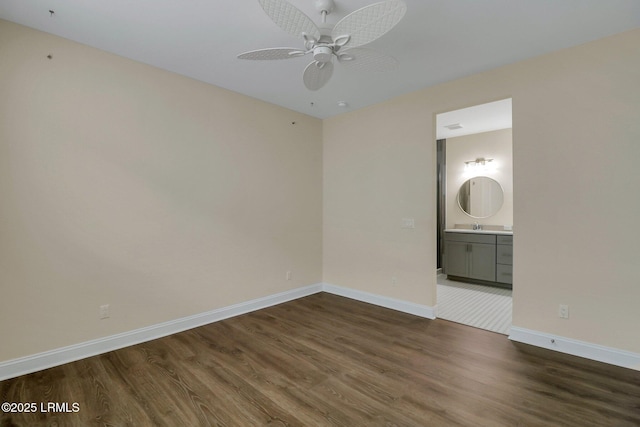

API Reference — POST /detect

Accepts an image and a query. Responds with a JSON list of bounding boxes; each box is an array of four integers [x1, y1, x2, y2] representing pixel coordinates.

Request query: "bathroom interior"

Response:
[[436, 98, 513, 335]]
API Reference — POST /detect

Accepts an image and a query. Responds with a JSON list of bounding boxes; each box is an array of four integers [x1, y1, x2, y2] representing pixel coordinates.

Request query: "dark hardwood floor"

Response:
[[2, 292, 639, 426]]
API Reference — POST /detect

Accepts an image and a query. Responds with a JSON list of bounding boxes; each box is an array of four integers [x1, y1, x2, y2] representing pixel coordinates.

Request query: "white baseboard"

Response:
[[322, 282, 437, 319], [0, 283, 323, 381], [15, 284, 636, 381], [0, 282, 435, 381], [509, 326, 640, 371]]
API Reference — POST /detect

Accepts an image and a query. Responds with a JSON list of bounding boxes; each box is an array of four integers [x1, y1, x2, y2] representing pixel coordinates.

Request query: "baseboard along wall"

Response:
[[1, 283, 638, 380], [0, 284, 324, 381], [509, 327, 640, 371], [322, 283, 437, 319]]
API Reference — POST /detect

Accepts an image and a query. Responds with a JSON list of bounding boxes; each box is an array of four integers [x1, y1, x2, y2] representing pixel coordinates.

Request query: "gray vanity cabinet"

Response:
[[444, 231, 513, 288], [444, 233, 496, 282], [496, 235, 513, 284], [443, 241, 471, 278]]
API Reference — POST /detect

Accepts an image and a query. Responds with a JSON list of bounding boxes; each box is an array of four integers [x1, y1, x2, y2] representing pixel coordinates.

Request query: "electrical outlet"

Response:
[[286, 271, 292, 281], [99, 304, 110, 319], [559, 304, 569, 319]]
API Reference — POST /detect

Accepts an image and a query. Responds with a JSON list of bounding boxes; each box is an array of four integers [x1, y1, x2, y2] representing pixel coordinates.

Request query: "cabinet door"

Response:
[[445, 241, 469, 278], [469, 243, 496, 281], [497, 244, 513, 265], [496, 264, 513, 284]]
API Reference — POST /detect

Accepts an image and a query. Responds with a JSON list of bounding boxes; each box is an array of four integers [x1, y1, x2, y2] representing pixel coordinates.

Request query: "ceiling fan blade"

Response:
[[337, 48, 398, 72], [331, 0, 407, 49], [303, 61, 334, 91], [238, 47, 307, 60], [258, 0, 321, 41]]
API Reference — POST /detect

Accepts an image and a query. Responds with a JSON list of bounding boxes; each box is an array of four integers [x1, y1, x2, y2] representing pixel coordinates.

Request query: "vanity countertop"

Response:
[[444, 229, 513, 235]]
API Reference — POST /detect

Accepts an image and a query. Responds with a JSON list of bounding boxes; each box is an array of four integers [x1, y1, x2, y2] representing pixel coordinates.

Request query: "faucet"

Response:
[[473, 222, 482, 231]]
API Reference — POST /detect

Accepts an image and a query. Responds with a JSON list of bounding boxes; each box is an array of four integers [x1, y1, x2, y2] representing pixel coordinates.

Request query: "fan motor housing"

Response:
[[313, 46, 333, 63]]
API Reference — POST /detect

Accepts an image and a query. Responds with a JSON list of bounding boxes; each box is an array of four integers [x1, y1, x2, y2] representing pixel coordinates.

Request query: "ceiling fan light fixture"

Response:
[[313, 46, 333, 62], [239, 0, 407, 91]]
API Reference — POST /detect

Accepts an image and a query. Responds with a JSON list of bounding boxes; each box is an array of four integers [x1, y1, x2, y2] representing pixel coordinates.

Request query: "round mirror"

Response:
[[457, 176, 504, 218]]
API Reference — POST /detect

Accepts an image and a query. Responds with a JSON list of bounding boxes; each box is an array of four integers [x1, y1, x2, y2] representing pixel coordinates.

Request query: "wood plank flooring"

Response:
[[2, 293, 640, 426]]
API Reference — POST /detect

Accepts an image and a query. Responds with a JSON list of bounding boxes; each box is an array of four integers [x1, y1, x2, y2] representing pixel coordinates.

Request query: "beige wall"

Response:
[[323, 105, 437, 305], [0, 20, 323, 362], [324, 28, 640, 354], [446, 129, 513, 229], [2, 17, 640, 364], [323, 97, 437, 306]]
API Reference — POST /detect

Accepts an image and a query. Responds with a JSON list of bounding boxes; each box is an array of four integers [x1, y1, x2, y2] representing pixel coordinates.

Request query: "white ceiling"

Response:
[[437, 98, 512, 140], [1, 1, 639, 119]]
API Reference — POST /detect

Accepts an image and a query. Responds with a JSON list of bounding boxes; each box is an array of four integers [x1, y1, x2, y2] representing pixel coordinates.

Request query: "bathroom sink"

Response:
[[444, 228, 513, 235]]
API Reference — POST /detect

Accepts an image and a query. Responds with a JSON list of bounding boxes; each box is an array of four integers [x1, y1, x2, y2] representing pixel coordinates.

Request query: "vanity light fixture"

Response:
[[464, 157, 495, 175]]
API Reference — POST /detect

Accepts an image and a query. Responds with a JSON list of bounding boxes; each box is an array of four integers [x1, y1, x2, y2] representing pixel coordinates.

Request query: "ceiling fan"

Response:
[[238, 0, 407, 91]]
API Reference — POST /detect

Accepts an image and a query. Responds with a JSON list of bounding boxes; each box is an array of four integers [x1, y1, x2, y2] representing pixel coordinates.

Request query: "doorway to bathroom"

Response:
[[436, 99, 513, 335]]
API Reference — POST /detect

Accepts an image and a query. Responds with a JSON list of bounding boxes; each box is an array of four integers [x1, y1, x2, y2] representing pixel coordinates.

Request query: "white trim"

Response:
[[27, 283, 640, 382], [509, 326, 640, 371], [322, 282, 436, 319], [0, 283, 323, 381]]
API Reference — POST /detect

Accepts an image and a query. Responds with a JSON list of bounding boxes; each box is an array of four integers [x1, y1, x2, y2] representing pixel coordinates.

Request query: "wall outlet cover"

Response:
[[99, 304, 110, 319], [401, 218, 415, 229], [559, 304, 569, 319]]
